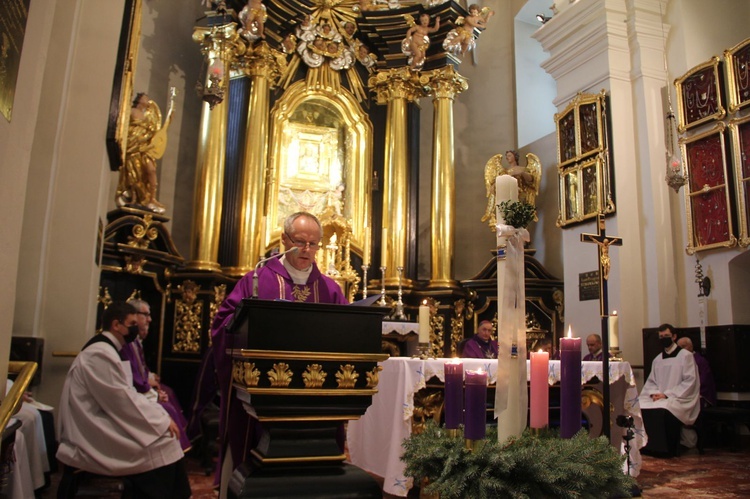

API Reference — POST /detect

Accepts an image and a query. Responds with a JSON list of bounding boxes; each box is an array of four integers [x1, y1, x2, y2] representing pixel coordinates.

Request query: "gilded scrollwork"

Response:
[[127, 214, 159, 249], [232, 360, 244, 384], [97, 287, 113, 310], [243, 362, 261, 387], [449, 299, 466, 357], [365, 365, 382, 389], [335, 364, 359, 388], [425, 298, 445, 358], [412, 388, 444, 435], [268, 362, 294, 387], [302, 364, 328, 388], [172, 280, 202, 353], [208, 284, 226, 347], [124, 255, 146, 274]]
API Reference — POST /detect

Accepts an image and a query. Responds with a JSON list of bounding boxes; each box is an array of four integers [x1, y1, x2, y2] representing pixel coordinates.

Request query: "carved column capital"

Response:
[[193, 22, 245, 60], [368, 67, 426, 105], [423, 66, 468, 101], [238, 42, 287, 87]]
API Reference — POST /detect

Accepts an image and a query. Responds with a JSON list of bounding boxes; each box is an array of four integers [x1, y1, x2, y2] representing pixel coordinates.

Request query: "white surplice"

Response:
[[638, 347, 700, 425], [56, 332, 183, 476]]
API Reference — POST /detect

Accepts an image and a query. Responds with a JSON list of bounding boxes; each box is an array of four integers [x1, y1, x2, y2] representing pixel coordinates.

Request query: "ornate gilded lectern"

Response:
[[226, 299, 388, 498]]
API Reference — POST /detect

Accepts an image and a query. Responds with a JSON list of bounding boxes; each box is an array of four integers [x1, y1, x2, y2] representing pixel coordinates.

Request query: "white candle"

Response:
[[381, 227, 388, 266], [363, 225, 371, 265], [418, 302, 430, 343], [495, 175, 518, 208], [608, 311, 619, 349]]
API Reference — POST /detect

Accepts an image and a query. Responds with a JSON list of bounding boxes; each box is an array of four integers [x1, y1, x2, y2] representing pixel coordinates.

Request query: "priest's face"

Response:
[[477, 321, 493, 341], [586, 335, 601, 355], [135, 304, 152, 340], [283, 216, 322, 271]]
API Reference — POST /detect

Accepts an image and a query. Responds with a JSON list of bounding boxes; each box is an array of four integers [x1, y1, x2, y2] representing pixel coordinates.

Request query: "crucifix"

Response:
[[580, 213, 622, 440]]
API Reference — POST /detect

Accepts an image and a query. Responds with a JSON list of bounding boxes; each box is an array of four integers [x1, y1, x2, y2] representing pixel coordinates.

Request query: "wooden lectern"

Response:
[[226, 299, 389, 498]]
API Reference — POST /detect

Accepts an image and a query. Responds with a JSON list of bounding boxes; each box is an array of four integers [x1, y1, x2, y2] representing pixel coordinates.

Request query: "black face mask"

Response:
[[659, 336, 673, 349], [125, 324, 140, 344]]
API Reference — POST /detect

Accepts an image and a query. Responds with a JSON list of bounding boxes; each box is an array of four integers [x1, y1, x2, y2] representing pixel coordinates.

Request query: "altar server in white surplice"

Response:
[[638, 323, 700, 457], [56, 302, 191, 499]]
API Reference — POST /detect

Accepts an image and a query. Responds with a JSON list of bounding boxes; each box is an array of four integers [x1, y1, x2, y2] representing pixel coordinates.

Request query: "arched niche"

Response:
[[264, 81, 373, 258]]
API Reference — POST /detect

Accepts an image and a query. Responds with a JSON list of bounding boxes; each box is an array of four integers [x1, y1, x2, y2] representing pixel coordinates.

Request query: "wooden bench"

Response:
[[698, 406, 750, 452]]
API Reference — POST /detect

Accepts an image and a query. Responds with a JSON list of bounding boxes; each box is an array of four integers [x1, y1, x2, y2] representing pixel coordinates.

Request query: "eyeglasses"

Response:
[[285, 232, 320, 250], [136, 311, 151, 317]]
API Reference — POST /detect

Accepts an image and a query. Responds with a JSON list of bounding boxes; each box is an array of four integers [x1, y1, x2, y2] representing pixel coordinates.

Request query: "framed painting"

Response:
[[724, 36, 750, 115], [555, 91, 607, 167], [675, 56, 725, 133], [729, 115, 750, 247], [680, 123, 737, 253], [557, 155, 612, 228]]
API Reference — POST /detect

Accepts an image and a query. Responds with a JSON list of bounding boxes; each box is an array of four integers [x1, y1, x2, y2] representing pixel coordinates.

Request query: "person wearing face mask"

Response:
[[210, 211, 348, 497], [638, 323, 700, 458], [56, 301, 190, 498]]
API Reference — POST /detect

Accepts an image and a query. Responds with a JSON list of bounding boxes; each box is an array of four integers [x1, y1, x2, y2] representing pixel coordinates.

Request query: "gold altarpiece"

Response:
[[99, 0, 564, 416]]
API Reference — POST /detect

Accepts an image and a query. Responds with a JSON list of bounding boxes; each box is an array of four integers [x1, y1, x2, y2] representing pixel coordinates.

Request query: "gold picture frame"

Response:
[[675, 56, 725, 134], [680, 122, 737, 253], [557, 155, 611, 227], [729, 114, 750, 247], [555, 90, 613, 228], [724, 36, 750, 115]]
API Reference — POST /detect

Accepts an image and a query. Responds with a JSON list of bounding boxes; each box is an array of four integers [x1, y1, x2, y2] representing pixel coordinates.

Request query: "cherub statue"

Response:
[[442, 4, 494, 56], [238, 0, 267, 42], [481, 150, 542, 230], [116, 89, 176, 214], [401, 13, 440, 71]]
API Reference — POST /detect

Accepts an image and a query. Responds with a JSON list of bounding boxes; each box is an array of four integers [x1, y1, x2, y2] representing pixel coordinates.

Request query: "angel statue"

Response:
[[481, 150, 542, 230], [116, 89, 176, 214], [442, 4, 494, 56], [238, 0, 267, 42], [401, 13, 440, 71]]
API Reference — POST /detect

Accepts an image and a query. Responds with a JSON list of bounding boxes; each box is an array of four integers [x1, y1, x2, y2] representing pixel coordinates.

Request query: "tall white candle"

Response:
[[495, 175, 518, 221], [381, 227, 388, 266], [608, 311, 619, 349], [418, 302, 430, 343], [363, 225, 371, 265]]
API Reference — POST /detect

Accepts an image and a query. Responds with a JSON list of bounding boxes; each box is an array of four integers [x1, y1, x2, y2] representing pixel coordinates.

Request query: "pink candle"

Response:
[[444, 360, 464, 430], [530, 350, 549, 429], [559, 328, 582, 438], [464, 369, 488, 440]]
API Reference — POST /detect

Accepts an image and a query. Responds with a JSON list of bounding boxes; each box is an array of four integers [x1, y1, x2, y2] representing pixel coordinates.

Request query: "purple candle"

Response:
[[464, 369, 488, 440], [559, 330, 582, 438], [444, 360, 464, 430]]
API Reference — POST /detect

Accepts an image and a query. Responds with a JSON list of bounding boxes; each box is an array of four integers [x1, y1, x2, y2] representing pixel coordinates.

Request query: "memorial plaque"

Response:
[[579, 270, 599, 301]]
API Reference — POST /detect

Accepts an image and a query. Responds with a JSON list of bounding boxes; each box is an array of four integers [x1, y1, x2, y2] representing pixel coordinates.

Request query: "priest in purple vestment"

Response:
[[211, 212, 347, 494], [462, 320, 499, 359], [121, 298, 191, 451], [677, 337, 716, 408]]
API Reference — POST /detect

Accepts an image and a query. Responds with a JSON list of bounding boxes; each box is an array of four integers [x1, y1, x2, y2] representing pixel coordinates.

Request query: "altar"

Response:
[[347, 357, 646, 497]]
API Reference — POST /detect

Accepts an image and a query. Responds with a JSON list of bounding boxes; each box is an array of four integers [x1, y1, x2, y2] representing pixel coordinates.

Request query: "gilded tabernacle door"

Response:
[[265, 80, 373, 270]]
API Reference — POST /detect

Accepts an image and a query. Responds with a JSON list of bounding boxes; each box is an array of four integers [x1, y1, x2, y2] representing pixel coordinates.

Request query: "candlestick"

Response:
[[392, 266, 407, 320], [418, 302, 430, 343], [608, 311, 619, 349], [361, 264, 369, 299], [530, 350, 549, 429], [444, 360, 464, 432], [379, 266, 387, 306], [559, 328, 582, 438], [464, 369, 488, 441]]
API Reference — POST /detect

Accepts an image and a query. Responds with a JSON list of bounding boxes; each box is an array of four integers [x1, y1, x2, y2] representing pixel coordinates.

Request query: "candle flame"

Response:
[[612, 310, 618, 316], [422, 299, 427, 305], [538, 348, 544, 353], [567, 325, 572, 338]]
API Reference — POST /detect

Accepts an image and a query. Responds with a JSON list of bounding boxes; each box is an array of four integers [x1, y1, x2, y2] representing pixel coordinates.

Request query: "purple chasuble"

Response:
[[212, 258, 348, 478], [462, 335, 499, 359]]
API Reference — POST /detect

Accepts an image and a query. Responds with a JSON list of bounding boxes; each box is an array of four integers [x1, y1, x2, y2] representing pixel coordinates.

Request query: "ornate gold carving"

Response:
[[450, 299, 470, 357], [291, 285, 312, 302], [422, 66, 468, 100], [173, 280, 202, 353], [319, 212, 361, 302], [124, 255, 146, 274], [238, 41, 286, 86], [243, 362, 261, 387], [365, 365, 382, 389], [208, 284, 226, 347], [302, 364, 327, 388], [368, 67, 425, 105], [412, 388, 444, 435], [232, 360, 244, 384], [97, 287, 113, 310], [127, 214, 159, 248], [425, 298, 445, 358], [335, 364, 359, 388], [268, 362, 294, 387]]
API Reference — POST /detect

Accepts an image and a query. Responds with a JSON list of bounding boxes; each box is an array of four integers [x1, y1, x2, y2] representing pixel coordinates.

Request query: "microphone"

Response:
[[252, 246, 299, 299]]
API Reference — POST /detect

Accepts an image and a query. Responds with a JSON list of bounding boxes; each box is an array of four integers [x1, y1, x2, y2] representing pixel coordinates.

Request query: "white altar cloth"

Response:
[[347, 357, 646, 497]]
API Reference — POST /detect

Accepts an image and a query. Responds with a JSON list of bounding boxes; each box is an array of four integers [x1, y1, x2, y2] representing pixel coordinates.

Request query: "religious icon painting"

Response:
[[729, 114, 750, 247], [675, 56, 726, 133], [578, 101, 603, 159], [724, 36, 750, 115], [680, 122, 737, 253], [557, 155, 610, 228], [557, 109, 577, 166]]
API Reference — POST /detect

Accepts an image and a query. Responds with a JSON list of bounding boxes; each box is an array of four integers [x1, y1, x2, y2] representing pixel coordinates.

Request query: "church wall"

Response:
[[0, 0, 56, 380], [10, 0, 126, 407]]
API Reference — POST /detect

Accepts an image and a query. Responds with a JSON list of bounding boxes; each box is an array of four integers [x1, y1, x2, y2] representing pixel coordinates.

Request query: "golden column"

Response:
[[229, 43, 286, 276], [186, 23, 243, 271], [369, 68, 423, 283], [425, 66, 467, 287]]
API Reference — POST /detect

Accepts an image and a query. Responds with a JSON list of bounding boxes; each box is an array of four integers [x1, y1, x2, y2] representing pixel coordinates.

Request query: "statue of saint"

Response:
[[116, 89, 175, 214], [481, 150, 542, 230], [401, 13, 440, 71]]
